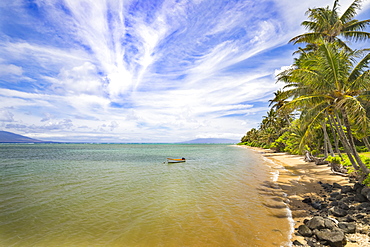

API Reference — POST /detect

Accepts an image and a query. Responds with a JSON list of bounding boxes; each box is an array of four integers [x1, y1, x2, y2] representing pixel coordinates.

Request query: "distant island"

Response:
[[0, 131, 50, 143], [0, 131, 238, 144], [178, 138, 238, 144]]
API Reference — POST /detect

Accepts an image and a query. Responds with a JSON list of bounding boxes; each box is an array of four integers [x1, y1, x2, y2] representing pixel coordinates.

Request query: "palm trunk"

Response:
[[323, 136, 328, 158], [322, 121, 334, 157], [363, 137, 370, 152], [327, 114, 343, 159], [330, 113, 359, 170], [341, 109, 370, 174]]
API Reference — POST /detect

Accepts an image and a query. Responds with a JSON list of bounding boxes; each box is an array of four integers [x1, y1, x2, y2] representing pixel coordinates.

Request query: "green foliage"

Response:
[[356, 146, 368, 153], [361, 156, 370, 186], [326, 155, 342, 164], [340, 155, 353, 167], [363, 176, 370, 186], [339, 154, 370, 184], [270, 131, 300, 154]]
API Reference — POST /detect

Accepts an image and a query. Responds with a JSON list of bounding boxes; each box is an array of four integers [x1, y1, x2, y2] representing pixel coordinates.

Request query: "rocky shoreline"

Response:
[[243, 146, 369, 246], [293, 182, 370, 247]]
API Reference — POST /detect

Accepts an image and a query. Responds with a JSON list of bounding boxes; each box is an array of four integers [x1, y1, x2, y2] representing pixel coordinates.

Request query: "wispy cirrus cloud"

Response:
[[0, 0, 369, 142]]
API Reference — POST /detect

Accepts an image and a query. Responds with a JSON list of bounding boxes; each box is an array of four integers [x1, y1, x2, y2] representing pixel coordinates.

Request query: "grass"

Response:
[[360, 152, 370, 158]]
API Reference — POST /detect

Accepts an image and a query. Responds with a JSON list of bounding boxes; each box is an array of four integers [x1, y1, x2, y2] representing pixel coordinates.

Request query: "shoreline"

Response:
[[241, 146, 357, 245]]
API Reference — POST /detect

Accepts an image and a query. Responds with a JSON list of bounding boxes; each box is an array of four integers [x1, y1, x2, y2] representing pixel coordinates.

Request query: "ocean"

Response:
[[0, 144, 292, 246]]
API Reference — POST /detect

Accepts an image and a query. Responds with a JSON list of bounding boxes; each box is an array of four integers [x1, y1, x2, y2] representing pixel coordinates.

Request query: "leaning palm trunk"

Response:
[[341, 109, 370, 175], [322, 121, 335, 157], [327, 114, 343, 159], [330, 113, 359, 170], [363, 137, 370, 152]]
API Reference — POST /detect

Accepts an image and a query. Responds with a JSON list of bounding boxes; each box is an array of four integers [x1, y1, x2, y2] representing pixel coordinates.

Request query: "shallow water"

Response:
[[0, 144, 292, 246]]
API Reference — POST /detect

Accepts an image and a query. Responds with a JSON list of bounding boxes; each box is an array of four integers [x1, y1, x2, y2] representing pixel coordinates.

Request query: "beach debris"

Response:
[[304, 150, 329, 165]]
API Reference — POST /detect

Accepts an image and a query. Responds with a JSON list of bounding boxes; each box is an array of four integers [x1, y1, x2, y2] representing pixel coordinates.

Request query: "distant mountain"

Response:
[[0, 131, 48, 143], [179, 138, 238, 144]]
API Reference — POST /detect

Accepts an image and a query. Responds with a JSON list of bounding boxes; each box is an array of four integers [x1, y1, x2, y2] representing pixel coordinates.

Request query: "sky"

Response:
[[0, 0, 369, 143]]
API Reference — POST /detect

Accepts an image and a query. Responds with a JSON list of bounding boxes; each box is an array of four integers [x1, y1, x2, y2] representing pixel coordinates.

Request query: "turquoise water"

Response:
[[0, 144, 292, 246]]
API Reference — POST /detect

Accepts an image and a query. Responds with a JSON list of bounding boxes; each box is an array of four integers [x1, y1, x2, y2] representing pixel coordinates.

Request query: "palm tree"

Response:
[[290, 0, 370, 50], [277, 41, 370, 175], [260, 109, 278, 130], [269, 89, 294, 125]]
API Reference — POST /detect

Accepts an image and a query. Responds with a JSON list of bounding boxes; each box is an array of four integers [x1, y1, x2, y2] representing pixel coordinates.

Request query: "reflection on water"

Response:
[[0, 144, 292, 246]]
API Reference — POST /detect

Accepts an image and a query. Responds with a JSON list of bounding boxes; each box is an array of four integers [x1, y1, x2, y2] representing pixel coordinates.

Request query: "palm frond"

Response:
[[334, 38, 352, 51], [340, 0, 362, 23], [319, 42, 341, 89], [344, 19, 370, 31], [289, 32, 325, 44], [331, 0, 340, 21], [337, 95, 369, 132], [342, 31, 370, 42], [281, 95, 332, 113], [348, 52, 370, 83], [301, 20, 320, 30], [298, 105, 329, 151], [350, 70, 370, 91]]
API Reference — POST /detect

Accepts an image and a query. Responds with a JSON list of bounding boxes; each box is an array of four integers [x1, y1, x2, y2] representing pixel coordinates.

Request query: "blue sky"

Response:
[[0, 0, 369, 142]]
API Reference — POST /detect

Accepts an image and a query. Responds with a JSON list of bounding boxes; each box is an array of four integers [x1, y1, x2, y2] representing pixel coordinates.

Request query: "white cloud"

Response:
[[0, 64, 23, 76], [274, 65, 293, 78], [1, 0, 369, 142], [53, 62, 105, 95], [0, 109, 14, 122]]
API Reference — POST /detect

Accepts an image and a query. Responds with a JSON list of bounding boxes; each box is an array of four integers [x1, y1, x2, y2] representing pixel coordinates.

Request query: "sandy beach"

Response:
[[243, 146, 369, 246]]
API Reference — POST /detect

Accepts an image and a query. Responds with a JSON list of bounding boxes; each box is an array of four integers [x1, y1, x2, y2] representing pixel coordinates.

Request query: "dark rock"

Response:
[[306, 239, 318, 247], [311, 202, 323, 210], [341, 196, 355, 203], [324, 218, 336, 229], [345, 215, 356, 222], [333, 183, 342, 189], [306, 216, 326, 230], [330, 192, 341, 198], [337, 202, 349, 210], [293, 239, 304, 246], [303, 197, 312, 204], [298, 224, 313, 237], [313, 229, 346, 247], [321, 183, 334, 192], [330, 206, 348, 217], [361, 186, 370, 201], [341, 185, 353, 194], [354, 193, 367, 202], [338, 222, 356, 234], [355, 202, 370, 211], [353, 183, 364, 194], [335, 194, 343, 200], [356, 213, 365, 219], [295, 183, 367, 247]]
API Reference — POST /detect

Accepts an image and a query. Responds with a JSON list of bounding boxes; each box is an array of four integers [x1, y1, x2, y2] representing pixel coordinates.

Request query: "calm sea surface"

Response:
[[0, 144, 292, 247]]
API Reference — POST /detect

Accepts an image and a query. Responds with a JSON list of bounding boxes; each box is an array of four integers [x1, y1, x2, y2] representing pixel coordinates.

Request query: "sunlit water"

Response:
[[0, 144, 292, 247]]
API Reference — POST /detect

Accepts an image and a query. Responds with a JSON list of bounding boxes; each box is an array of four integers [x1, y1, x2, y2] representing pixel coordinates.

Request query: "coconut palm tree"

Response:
[[277, 41, 370, 175], [290, 0, 370, 50]]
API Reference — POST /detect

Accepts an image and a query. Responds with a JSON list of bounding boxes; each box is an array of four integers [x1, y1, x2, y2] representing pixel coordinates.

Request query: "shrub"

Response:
[[326, 156, 341, 164], [356, 146, 368, 153]]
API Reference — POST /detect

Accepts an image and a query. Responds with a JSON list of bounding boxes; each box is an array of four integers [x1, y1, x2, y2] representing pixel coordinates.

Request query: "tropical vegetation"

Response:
[[240, 0, 370, 182]]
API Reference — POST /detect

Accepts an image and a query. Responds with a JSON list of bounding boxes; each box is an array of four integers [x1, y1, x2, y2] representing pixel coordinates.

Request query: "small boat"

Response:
[[166, 158, 186, 163]]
